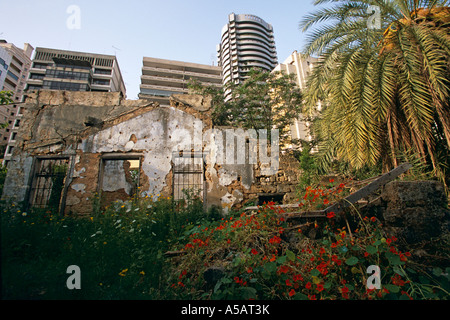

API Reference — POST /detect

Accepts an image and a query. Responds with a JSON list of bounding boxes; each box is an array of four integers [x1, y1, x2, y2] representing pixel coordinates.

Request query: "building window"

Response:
[[93, 79, 110, 86], [99, 154, 142, 206], [29, 157, 70, 212], [94, 68, 111, 75], [172, 151, 204, 201]]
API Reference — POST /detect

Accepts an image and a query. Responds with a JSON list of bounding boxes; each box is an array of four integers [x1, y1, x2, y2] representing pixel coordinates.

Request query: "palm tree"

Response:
[[300, 0, 450, 186]]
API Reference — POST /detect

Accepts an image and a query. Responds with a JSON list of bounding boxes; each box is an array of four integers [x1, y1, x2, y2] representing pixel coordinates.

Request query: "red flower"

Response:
[[340, 286, 349, 299], [179, 270, 187, 279], [288, 289, 296, 297], [278, 265, 290, 274], [305, 282, 312, 289], [286, 279, 292, 287], [316, 284, 324, 292], [326, 211, 335, 219], [251, 248, 258, 255], [329, 178, 335, 183], [293, 274, 303, 282], [247, 267, 253, 274], [324, 199, 330, 205]]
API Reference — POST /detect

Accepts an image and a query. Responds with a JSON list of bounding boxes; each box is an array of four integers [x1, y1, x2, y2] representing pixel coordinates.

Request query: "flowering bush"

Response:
[[167, 182, 450, 300]]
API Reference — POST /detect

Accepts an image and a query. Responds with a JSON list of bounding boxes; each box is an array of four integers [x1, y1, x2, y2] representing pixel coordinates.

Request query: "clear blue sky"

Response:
[[1, 0, 319, 99]]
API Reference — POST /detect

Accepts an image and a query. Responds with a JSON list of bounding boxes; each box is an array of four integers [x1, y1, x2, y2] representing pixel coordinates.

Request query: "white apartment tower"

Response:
[[272, 51, 319, 146], [0, 40, 34, 163], [217, 13, 278, 98]]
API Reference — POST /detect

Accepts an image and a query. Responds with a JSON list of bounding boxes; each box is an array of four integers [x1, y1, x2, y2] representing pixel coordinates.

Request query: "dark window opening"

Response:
[[257, 193, 284, 205], [99, 154, 142, 206]]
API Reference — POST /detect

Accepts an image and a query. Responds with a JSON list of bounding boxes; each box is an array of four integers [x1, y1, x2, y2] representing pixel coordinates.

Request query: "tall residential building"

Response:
[[139, 57, 222, 106], [3, 47, 126, 164], [25, 47, 126, 96], [0, 40, 34, 161], [217, 13, 278, 98], [272, 51, 319, 146]]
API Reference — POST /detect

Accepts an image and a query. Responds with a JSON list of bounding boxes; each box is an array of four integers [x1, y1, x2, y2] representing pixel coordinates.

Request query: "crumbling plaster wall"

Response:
[[2, 90, 303, 216]]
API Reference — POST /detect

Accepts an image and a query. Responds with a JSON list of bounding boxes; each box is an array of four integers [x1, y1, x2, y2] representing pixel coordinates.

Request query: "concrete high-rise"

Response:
[[3, 47, 126, 164], [26, 47, 126, 96], [217, 13, 278, 97], [272, 51, 320, 147], [0, 40, 33, 162], [139, 57, 222, 106]]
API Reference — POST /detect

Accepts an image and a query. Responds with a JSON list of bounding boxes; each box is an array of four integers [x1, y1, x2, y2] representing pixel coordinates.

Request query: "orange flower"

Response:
[[288, 289, 296, 297], [323, 199, 330, 205]]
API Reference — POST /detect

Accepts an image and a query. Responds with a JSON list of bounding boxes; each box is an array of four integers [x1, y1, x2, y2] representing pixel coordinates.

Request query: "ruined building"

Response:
[[1, 90, 302, 216]]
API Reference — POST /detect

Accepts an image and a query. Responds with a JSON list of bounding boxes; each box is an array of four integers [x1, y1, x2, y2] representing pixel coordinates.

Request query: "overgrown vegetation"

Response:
[[1, 194, 220, 299], [300, 0, 450, 188], [1, 182, 448, 300], [188, 68, 303, 144]]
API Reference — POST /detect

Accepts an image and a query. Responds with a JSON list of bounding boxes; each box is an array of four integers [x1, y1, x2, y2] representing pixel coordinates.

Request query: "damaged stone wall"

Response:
[[2, 90, 303, 216]]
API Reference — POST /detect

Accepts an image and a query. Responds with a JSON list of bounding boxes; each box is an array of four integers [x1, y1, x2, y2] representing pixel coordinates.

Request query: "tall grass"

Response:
[[1, 194, 220, 300]]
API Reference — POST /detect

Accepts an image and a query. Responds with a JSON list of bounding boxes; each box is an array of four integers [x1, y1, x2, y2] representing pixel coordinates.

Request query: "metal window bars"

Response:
[[29, 158, 70, 211], [173, 151, 204, 201]]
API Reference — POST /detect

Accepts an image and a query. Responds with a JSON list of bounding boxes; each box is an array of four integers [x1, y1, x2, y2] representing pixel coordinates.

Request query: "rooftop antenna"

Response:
[[112, 45, 121, 56]]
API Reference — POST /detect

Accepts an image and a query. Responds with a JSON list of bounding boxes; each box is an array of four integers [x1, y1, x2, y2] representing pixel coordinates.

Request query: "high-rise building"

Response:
[[0, 40, 34, 161], [272, 51, 320, 146], [26, 47, 126, 96], [3, 47, 126, 164], [217, 13, 278, 98], [139, 56, 222, 106]]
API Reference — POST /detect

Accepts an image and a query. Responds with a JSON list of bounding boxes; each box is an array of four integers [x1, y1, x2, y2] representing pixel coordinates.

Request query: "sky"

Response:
[[1, 0, 319, 99]]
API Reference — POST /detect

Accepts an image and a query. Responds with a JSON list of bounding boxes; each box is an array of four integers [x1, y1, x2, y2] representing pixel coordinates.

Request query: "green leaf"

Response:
[[293, 292, 309, 300], [366, 245, 378, 255], [264, 261, 277, 273], [393, 265, 407, 277], [345, 256, 359, 266], [277, 255, 287, 265], [385, 251, 404, 266], [385, 284, 400, 293], [286, 250, 296, 262], [239, 287, 257, 300], [310, 268, 320, 277], [432, 267, 443, 277]]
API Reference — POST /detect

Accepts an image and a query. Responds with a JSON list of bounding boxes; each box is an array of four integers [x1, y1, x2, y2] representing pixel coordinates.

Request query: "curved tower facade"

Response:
[[217, 13, 278, 97]]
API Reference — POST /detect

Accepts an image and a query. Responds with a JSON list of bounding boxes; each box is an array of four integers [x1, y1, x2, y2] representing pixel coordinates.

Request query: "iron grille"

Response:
[[30, 158, 70, 210], [173, 152, 204, 201]]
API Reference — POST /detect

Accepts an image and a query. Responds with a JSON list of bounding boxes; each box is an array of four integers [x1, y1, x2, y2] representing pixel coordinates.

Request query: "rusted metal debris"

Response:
[[244, 163, 412, 220]]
